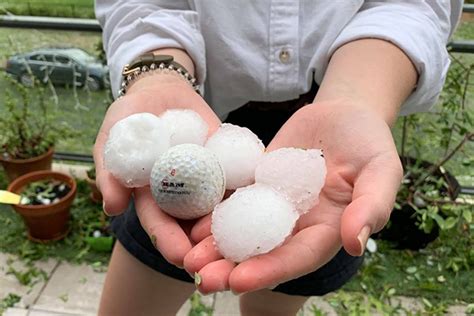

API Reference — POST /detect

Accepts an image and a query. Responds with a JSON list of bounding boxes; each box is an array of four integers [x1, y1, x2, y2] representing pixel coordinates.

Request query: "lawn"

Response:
[[0, 27, 110, 154], [0, 0, 94, 18]]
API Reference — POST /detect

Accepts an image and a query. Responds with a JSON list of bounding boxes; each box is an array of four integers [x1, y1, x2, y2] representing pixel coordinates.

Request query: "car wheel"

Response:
[[86, 76, 101, 91], [19, 73, 34, 87]]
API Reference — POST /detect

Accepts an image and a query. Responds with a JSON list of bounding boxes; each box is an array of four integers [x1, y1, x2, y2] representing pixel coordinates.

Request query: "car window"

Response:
[[43, 55, 54, 62], [55, 56, 70, 64], [29, 54, 44, 61], [29, 54, 53, 62]]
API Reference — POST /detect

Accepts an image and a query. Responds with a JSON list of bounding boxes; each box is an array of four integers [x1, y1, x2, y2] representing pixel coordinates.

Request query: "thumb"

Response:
[[340, 153, 403, 256]]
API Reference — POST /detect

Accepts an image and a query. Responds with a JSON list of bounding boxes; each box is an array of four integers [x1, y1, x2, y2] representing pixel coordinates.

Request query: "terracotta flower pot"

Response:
[[0, 147, 54, 182], [86, 175, 102, 204], [7, 170, 77, 242]]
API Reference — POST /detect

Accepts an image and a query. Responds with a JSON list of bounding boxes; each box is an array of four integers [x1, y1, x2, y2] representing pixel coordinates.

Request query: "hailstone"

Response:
[[159, 109, 209, 146], [212, 183, 298, 262], [205, 123, 264, 190], [255, 147, 326, 214], [104, 112, 170, 187]]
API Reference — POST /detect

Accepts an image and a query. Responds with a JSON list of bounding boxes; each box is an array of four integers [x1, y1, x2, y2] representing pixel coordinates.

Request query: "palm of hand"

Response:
[[185, 101, 403, 294], [94, 78, 221, 267]]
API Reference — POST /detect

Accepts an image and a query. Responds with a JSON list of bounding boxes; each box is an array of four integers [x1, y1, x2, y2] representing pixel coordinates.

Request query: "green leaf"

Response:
[[406, 266, 418, 274], [443, 217, 458, 230], [463, 210, 472, 223]]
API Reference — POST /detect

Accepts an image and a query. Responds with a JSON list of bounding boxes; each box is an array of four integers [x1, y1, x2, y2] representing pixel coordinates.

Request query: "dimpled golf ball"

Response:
[[205, 123, 265, 190], [150, 144, 226, 220], [255, 147, 326, 214], [104, 113, 171, 187], [160, 109, 209, 146], [212, 183, 298, 262]]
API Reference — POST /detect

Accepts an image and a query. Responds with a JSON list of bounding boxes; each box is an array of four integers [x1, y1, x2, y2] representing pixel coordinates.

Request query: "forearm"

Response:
[[314, 39, 417, 126]]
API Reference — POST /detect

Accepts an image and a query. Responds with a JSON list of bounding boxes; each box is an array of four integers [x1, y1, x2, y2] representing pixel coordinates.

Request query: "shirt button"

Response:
[[279, 49, 290, 63]]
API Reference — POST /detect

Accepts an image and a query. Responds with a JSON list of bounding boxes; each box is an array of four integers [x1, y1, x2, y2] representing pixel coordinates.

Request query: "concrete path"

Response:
[[0, 253, 469, 315]]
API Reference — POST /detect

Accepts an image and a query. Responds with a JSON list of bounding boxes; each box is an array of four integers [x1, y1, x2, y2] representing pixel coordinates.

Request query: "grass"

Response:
[[343, 229, 474, 304], [0, 27, 111, 154], [0, 0, 94, 18]]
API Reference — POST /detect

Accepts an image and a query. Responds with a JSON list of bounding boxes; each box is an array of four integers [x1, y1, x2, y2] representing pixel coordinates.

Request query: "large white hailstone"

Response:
[[212, 183, 298, 262], [160, 109, 209, 146], [104, 112, 170, 187], [255, 147, 326, 214], [150, 144, 226, 220], [205, 123, 265, 190]]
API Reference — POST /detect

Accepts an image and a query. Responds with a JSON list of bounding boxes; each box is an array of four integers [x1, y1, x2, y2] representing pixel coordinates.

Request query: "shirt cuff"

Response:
[[328, 5, 451, 115], [104, 8, 206, 99]]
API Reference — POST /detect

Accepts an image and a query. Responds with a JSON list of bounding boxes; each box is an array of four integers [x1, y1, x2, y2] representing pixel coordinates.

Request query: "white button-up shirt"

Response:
[[96, 0, 462, 119]]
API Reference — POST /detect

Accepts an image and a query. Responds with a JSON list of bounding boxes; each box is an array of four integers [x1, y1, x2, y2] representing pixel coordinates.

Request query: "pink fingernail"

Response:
[[357, 226, 371, 256]]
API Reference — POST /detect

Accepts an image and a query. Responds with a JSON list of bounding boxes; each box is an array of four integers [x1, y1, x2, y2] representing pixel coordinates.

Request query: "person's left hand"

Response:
[[183, 100, 403, 294]]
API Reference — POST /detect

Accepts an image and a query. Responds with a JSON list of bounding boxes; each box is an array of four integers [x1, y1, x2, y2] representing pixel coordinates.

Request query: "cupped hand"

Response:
[[184, 100, 403, 293], [93, 74, 221, 267]]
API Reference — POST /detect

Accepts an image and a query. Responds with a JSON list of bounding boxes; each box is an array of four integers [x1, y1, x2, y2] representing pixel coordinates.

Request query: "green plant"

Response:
[[0, 293, 21, 314], [396, 56, 473, 235], [0, 75, 75, 159], [86, 166, 96, 180], [188, 292, 213, 316]]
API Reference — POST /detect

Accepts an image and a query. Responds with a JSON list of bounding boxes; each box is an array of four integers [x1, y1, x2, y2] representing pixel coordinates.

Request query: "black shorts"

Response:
[[110, 85, 363, 297]]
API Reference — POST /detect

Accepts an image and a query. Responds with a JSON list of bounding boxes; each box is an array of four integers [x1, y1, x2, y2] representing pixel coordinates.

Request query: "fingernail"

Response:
[[194, 272, 202, 286], [102, 201, 111, 216], [150, 235, 157, 248], [357, 226, 371, 256], [231, 289, 248, 296]]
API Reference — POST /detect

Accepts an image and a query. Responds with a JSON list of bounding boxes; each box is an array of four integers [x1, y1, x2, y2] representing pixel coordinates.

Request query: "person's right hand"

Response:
[[93, 73, 221, 267]]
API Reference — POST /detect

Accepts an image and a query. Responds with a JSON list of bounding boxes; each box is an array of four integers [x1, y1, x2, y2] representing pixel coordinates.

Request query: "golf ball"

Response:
[[150, 144, 226, 220], [212, 183, 298, 262], [104, 112, 171, 187]]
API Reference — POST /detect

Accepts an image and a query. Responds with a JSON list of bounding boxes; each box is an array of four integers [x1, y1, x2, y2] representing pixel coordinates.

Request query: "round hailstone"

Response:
[[205, 123, 264, 190], [160, 109, 209, 146], [212, 183, 298, 262], [150, 144, 226, 220], [104, 113, 170, 187], [255, 147, 326, 214]]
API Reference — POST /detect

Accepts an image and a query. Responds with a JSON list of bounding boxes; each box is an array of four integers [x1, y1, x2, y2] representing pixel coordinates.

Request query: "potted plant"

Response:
[[7, 170, 77, 242], [0, 75, 74, 181], [85, 166, 102, 204], [377, 56, 474, 249]]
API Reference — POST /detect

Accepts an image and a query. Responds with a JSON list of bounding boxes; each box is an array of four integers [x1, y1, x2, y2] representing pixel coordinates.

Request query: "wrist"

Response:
[[126, 72, 195, 96], [314, 39, 417, 127]]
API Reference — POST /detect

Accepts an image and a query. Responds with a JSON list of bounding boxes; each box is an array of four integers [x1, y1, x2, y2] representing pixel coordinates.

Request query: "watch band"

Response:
[[118, 53, 199, 97]]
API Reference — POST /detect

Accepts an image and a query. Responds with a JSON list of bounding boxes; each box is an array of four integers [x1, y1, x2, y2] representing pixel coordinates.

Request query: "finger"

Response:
[[229, 223, 341, 294], [94, 128, 132, 215], [190, 213, 212, 243], [340, 152, 403, 256], [196, 259, 235, 294], [135, 187, 193, 267], [184, 235, 223, 275]]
